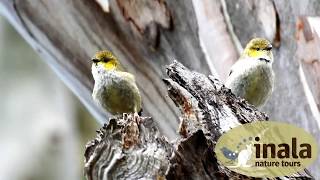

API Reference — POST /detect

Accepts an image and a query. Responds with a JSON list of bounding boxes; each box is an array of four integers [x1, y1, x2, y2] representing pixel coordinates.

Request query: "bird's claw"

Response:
[[133, 112, 141, 124]]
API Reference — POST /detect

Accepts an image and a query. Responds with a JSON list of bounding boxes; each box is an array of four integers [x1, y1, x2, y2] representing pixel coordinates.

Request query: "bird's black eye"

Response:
[[256, 48, 260, 51], [92, 58, 99, 63], [102, 57, 113, 62]]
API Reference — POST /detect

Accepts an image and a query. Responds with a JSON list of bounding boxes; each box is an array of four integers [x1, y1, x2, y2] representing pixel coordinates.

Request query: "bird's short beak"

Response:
[[259, 57, 271, 63], [92, 58, 99, 63]]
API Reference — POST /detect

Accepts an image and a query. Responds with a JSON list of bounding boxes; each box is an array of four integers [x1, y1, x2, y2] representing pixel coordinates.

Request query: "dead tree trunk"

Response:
[[84, 61, 313, 180], [0, 0, 319, 177]]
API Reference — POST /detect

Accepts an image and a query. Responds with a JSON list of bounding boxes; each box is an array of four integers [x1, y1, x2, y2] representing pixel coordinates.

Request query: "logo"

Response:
[[215, 121, 318, 177]]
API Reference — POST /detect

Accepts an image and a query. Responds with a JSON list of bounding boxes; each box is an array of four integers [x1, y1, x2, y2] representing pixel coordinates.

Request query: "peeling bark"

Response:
[[192, 0, 238, 80], [116, 0, 172, 48], [0, 0, 319, 178]]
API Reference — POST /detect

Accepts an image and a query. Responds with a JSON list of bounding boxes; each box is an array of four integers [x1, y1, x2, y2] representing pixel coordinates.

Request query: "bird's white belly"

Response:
[[92, 71, 141, 115], [225, 61, 274, 107]]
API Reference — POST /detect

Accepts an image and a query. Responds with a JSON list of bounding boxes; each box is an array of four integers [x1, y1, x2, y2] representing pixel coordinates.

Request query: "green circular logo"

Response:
[[215, 121, 318, 177]]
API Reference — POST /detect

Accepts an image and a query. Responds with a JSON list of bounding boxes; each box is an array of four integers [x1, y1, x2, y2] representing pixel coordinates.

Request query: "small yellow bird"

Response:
[[225, 38, 274, 108], [91, 50, 142, 115]]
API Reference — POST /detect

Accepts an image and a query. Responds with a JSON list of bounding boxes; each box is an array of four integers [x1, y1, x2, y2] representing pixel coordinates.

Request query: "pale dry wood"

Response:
[[296, 17, 320, 116], [192, 0, 239, 81]]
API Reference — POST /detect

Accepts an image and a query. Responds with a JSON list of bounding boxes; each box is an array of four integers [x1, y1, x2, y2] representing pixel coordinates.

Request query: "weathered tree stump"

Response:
[[1, 0, 319, 178], [84, 61, 313, 180]]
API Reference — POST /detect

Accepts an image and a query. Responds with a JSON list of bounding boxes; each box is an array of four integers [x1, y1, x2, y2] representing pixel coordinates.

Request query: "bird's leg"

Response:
[[122, 113, 128, 119], [133, 112, 141, 124]]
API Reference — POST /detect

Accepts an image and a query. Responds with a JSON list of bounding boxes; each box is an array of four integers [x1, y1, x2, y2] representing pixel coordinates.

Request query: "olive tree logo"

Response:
[[215, 121, 318, 178]]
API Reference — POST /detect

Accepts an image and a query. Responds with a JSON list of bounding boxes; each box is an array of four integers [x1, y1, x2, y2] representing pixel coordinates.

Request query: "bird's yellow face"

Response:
[[92, 50, 121, 71], [242, 38, 273, 62]]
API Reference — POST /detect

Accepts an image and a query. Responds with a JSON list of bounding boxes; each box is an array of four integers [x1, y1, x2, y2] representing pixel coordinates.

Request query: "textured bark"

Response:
[[84, 115, 172, 180], [84, 61, 313, 180], [0, 0, 319, 178]]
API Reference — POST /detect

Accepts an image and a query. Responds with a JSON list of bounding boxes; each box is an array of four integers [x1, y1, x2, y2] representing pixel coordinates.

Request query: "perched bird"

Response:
[[225, 38, 274, 108], [91, 50, 142, 115]]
